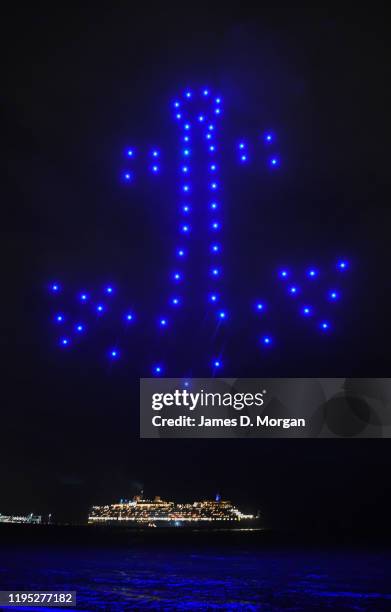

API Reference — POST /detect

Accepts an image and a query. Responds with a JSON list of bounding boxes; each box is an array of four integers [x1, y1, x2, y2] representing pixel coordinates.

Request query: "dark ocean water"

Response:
[[0, 530, 391, 610]]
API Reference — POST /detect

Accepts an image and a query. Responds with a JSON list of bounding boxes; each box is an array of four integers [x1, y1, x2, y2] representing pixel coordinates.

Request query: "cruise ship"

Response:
[[88, 494, 258, 528]]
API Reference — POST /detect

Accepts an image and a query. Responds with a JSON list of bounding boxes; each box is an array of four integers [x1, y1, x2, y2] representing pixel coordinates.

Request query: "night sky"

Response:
[[2, 4, 391, 531]]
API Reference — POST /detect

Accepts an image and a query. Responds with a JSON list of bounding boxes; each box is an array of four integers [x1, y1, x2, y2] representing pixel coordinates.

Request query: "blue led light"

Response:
[[211, 244, 220, 253], [321, 321, 330, 331], [181, 224, 190, 233], [213, 359, 221, 368], [185, 91, 192, 98], [153, 364, 163, 376], [209, 145, 216, 152], [184, 123, 191, 130], [177, 248, 185, 257], [337, 260, 348, 270], [152, 165, 159, 173], [256, 303, 264, 312], [218, 310, 226, 320], [171, 297, 180, 306], [183, 135, 190, 142], [203, 89, 209, 96], [55, 314, 64, 323], [152, 150, 159, 157], [211, 221, 220, 230], [176, 113, 182, 120], [60, 337, 70, 347], [308, 269, 318, 278], [210, 202, 218, 210], [289, 286, 298, 295], [182, 184, 190, 192], [209, 293, 218, 303], [124, 172, 132, 181], [239, 143, 245, 149], [50, 283, 60, 293], [270, 157, 279, 167], [80, 293, 88, 302], [240, 155, 247, 162], [173, 272, 182, 281], [215, 108, 221, 115], [264, 133, 273, 143], [174, 101, 180, 108], [211, 267, 220, 277], [262, 336, 272, 345], [208, 124, 214, 131], [206, 133, 212, 140], [159, 318, 167, 327], [75, 323, 85, 332], [210, 182, 218, 190], [182, 205, 190, 213], [210, 164, 217, 171], [183, 149, 190, 156], [105, 286, 114, 294], [109, 349, 119, 359], [96, 304, 104, 313], [198, 115, 205, 122], [329, 290, 339, 300], [127, 149, 134, 157], [125, 312, 134, 322], [279, 269, 288, 279], [302, 306, 312, 316], [182, 165, 189, 173], [215, 97, 221, 104]]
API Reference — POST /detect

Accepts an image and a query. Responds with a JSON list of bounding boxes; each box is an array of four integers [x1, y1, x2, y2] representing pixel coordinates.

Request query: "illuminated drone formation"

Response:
[[48, 87, 350, 375]]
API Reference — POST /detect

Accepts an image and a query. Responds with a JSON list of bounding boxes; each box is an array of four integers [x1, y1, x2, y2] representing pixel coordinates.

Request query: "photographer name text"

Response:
[[151, 415, 306, 429]]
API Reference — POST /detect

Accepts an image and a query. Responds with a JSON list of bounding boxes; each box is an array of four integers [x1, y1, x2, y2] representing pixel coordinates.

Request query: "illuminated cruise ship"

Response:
[[88, 494, 257, 527]]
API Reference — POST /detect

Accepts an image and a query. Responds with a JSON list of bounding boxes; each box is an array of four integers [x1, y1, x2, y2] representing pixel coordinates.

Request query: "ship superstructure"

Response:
[[88, 494, 256, 526]]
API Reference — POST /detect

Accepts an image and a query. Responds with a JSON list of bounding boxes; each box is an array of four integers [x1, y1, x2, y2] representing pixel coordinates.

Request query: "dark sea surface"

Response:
[[0, 527, 391, 610]]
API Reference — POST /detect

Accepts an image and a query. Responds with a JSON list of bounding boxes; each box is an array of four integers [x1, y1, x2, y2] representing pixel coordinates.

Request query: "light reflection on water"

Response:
[[0, 547, 391, 610]]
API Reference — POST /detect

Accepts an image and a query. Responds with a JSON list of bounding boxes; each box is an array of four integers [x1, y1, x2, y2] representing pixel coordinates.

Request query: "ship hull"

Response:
[[88, 519, 260, 530]]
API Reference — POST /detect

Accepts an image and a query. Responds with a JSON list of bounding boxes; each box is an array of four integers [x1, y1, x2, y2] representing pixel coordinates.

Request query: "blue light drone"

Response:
[[48, 87, 351, 375]]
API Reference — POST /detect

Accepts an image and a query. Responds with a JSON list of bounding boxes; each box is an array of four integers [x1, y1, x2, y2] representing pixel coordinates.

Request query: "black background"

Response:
[[2, 3, 391, 533]]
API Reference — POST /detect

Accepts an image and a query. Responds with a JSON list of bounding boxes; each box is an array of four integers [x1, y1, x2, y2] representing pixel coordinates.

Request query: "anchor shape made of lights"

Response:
[[47, 87, 350, 375]]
